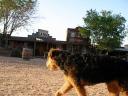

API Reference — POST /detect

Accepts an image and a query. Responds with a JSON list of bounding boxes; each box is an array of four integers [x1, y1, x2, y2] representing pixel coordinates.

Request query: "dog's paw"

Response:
[[55, 91, 63, 96]]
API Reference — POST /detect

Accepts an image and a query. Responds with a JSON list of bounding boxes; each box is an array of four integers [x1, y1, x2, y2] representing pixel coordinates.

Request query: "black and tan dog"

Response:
[[46, 48, 128, 96]]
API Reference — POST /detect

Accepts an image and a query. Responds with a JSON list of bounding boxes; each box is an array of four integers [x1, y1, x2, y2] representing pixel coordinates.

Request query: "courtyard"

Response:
[[0, 56, 109, 96]]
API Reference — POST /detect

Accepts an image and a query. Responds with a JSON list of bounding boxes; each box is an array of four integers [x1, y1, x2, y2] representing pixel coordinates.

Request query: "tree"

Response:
[[80, 9, 127, 50], [0, 0, 37, 35], [0, 0, 37, 47]]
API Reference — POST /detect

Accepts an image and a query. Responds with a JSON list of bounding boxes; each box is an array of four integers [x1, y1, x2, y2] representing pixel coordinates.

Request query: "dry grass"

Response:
[[0, 56, 109, 96]]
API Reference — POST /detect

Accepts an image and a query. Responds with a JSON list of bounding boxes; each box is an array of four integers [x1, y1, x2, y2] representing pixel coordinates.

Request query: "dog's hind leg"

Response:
[[106, 81, 121, 96]]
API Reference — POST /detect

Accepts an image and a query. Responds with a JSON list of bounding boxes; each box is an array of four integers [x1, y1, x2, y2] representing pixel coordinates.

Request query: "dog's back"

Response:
[[77, 54, 128, 84]]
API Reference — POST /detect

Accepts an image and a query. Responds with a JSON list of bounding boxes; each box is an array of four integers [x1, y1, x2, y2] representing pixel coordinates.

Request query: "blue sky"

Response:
[[13, 0, 128, 46]]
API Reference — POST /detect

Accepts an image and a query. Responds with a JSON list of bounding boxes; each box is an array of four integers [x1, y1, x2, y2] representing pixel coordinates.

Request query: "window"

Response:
[[71, 32, 75, 37]]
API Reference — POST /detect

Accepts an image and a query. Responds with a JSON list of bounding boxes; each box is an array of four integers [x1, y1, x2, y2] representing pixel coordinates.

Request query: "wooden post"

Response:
[[33, 41, 36, 56]]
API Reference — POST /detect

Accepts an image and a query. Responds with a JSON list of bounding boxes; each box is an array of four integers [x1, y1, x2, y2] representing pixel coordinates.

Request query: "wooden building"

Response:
[[7, 28, 90, 57], [66, 27, 90, 53]]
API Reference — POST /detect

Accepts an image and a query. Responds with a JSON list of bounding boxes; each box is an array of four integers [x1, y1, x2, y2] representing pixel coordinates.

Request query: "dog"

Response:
[[46, 48, 128, 96]]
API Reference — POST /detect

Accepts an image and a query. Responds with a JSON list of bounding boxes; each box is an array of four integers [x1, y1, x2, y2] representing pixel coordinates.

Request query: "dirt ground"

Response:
[[0, 56, 110, 96]]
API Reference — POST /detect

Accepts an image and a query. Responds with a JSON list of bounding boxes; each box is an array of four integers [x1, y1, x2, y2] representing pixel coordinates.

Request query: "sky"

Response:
[[12, 0, 128, 46]]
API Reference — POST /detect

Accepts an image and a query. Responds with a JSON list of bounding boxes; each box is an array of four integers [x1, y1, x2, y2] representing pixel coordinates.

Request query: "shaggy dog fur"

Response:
[[46, 48, 128, 96]]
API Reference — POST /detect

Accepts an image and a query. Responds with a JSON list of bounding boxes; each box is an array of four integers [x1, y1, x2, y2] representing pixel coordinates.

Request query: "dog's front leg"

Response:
[[55, 81, 73, 96], [74, 86, 86, 96], [66, 77, 86, 96]]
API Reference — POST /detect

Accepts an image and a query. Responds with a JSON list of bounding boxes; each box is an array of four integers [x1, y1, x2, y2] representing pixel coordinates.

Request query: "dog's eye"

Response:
[[52, 51, 60, 57], [51, 52, 56, 57], [51, 56, 56, 60]]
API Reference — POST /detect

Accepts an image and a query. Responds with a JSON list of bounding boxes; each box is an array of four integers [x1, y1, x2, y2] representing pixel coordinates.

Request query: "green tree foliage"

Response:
[[80, 9, 127, 50], [0, 0, 37, 36]]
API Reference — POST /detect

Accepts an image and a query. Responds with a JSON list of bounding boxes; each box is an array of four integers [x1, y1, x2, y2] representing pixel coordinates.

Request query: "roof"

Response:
[[67, 27, 82, 32], [8, 36, 35, 42], [114, 48, 128, 52]]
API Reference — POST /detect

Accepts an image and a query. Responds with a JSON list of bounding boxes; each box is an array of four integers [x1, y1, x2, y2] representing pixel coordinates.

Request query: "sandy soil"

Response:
[[0, 56, 110, 96]]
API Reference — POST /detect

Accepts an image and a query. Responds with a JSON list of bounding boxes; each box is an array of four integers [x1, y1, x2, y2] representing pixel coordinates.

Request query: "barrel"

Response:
[[22, 48, 32, 60]]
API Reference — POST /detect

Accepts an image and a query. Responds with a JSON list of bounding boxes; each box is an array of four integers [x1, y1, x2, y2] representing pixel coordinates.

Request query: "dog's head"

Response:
[[46, 48, 60, 70], [46, 48, 70, 71]]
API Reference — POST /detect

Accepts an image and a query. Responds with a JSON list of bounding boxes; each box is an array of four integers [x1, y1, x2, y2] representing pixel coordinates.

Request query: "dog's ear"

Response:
[[48, 48, 54, 58], [49, 49, 61, 59]]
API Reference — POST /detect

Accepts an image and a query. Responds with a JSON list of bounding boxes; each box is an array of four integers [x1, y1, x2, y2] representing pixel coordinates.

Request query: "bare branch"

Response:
[[0, 0, 37, 35]]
